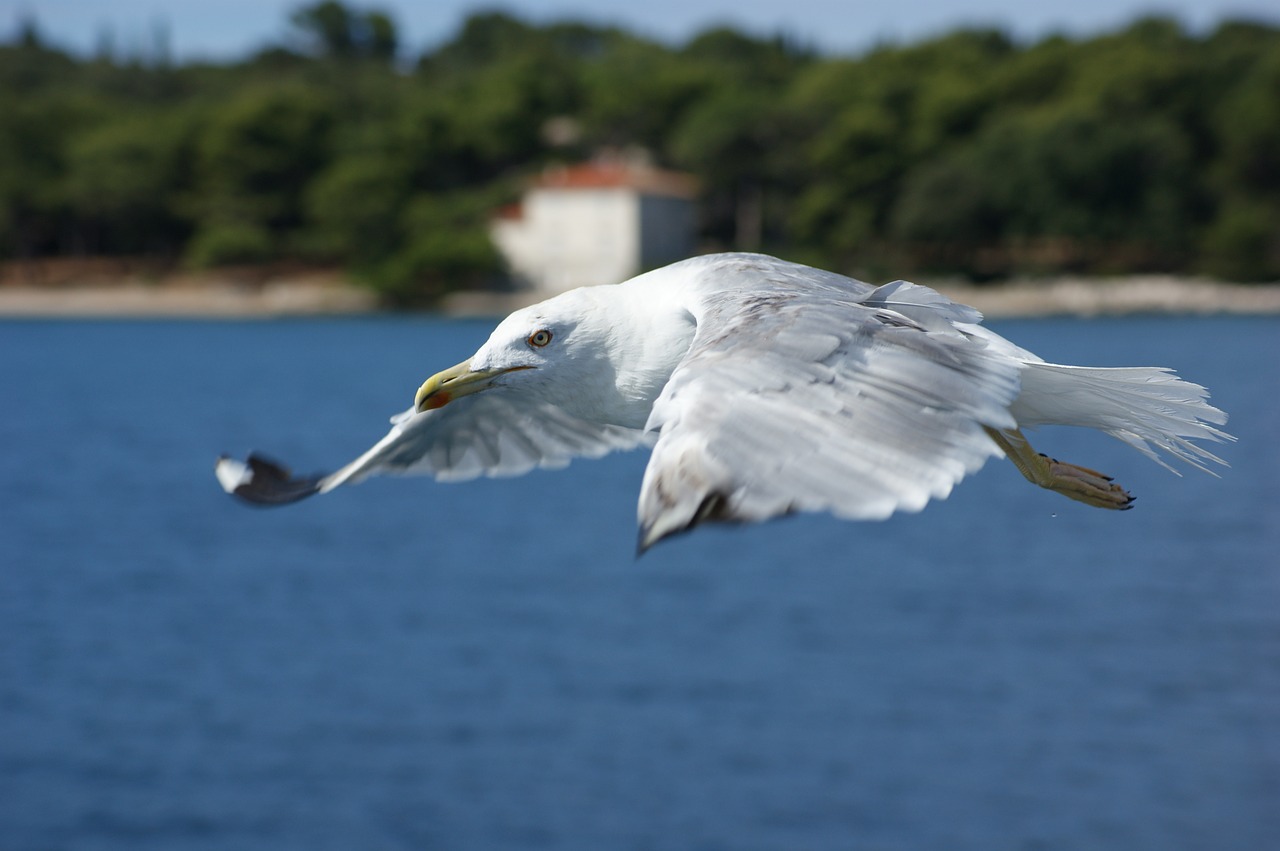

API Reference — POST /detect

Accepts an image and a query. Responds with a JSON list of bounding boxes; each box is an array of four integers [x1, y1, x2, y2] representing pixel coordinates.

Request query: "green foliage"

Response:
[[187, 85, 336, 266], [2, 2, 1279, 299], [0, 99, 63, 255], [290, 1, 398, 62], [893, 107, 1197, 274], [186, 221, 274, 266], [1196, 46, 1280, 281], [62, 112, 193, 254], [304, 152, 409, 261], [364, 192, 502, 306], [1201, 200, 1280, 281]]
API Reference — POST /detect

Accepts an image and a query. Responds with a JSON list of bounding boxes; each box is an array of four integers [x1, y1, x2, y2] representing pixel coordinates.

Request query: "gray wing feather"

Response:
[[220, 391, 649, 506], [324, 393, 650, 490], [637, 288, 1021, 549]]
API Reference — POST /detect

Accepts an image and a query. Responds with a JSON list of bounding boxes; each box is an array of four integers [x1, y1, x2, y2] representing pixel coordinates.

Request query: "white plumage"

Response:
[[216, 253, 1231, 550]]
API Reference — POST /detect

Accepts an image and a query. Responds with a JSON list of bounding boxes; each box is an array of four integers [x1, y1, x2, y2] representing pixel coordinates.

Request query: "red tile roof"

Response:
[[533, 162, 697, 198], [493, 202, 524, 221]]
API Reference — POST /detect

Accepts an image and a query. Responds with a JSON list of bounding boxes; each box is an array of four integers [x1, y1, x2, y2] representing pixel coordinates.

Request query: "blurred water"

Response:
[[1, 315, 1277, 851]]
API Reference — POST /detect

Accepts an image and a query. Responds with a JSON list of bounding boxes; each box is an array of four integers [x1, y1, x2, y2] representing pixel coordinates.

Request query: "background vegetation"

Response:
[[2, 2, 1278, 303]]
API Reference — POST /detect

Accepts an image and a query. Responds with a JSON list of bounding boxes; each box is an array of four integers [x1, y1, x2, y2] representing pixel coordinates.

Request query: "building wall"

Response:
[[490, 216, 541, 288], [492, 185, 694, 295], [638, 194, 696, 271], [527, 188, 638, 292]]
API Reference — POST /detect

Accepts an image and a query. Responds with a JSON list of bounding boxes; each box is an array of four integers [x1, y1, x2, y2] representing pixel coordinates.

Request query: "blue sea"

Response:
[[1, 315, 1277, 851]]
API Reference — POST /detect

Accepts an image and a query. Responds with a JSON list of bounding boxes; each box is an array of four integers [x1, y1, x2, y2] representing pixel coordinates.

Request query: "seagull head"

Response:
[[414, 288, 613, 416], [414, 284, 696, 429]]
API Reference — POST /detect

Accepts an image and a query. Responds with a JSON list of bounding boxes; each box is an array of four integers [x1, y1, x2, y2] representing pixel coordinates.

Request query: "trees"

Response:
[[1201, 46, 1280, 280], [2, 5, 1279, 299], [186, 86, 336, 266], [62, 112, 192, 256], [893, 108, 1197, 276], [290, 1, 398, 63], [667, 30, 811, 251]]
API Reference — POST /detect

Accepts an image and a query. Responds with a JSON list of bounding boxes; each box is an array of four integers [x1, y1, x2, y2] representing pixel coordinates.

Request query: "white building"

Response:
[[491, 160, 698, 295]]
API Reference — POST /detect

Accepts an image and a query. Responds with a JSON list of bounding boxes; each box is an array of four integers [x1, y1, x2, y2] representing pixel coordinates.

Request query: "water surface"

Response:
[[1, 316, 1277, 850]]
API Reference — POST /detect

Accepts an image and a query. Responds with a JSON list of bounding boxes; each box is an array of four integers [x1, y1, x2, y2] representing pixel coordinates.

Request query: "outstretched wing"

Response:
[[217, 390, 650, 506], [636, 286, 1022, 550]]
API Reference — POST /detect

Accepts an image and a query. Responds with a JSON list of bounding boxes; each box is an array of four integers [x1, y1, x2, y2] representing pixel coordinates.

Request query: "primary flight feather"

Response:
[[215, 253, 1231, 550]]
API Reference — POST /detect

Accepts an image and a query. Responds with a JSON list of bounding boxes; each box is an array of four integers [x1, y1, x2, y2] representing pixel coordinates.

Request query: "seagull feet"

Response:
[[1033, 452, 1134, 510], [984, 426, 1134, 511]]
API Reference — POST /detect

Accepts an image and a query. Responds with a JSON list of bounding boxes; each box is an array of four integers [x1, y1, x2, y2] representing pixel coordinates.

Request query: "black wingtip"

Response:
[[635, 528, 654, 559], [636, 491, 742, 556], [215, 453, 324, 506], [635, 519, 680, 557]]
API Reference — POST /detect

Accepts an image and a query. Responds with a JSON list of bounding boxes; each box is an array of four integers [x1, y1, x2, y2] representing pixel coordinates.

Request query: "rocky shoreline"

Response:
[[1, 263, 1278, 319], [0, 278, 379, 318], [939, 275, 1280, 318]]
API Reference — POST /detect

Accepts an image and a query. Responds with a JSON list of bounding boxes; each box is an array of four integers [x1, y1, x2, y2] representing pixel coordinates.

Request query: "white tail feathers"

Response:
[[1011, 363, 1233, 474]]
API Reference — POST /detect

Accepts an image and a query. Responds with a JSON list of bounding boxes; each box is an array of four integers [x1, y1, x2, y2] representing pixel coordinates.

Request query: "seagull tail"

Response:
[[215, 453, 327, 506], [1011, 363, 1234, 474]]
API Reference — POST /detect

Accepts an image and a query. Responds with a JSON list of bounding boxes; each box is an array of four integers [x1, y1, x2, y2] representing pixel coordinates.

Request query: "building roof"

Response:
[[493, 202, 524, 221], [532, 161, 698, 199]]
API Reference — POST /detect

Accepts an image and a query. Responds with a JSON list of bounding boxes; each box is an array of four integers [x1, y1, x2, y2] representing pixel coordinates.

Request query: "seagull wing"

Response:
[[217, 390, 650, 506], [636, 286, 1022, 550]]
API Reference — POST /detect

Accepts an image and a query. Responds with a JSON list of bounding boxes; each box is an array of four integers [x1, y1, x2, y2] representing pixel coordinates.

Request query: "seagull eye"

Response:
[[528, 330, 553, 348]]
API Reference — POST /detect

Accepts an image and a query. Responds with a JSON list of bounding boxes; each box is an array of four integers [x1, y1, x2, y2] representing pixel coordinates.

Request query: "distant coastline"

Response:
[[0, 260, 379, 319], [2, 259, 1279, 319], [938, 275, 1280, 319]]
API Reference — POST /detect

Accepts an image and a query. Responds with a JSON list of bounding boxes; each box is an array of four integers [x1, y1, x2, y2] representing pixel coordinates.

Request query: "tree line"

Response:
[[2, 3, 1277, 303]]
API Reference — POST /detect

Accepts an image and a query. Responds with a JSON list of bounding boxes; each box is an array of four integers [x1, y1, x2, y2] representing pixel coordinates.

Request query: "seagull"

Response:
[[216, 253, 1231, 551]]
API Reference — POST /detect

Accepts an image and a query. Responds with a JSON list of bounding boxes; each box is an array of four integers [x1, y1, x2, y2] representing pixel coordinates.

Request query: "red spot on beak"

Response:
[[423, 391, 451, 410]]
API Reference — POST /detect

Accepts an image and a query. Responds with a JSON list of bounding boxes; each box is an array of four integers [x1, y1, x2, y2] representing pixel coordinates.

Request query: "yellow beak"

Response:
[[414, 359, 531, 412]]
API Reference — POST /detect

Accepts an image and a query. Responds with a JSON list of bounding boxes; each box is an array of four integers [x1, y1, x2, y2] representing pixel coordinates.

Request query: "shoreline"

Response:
[[0, 279, 381, 319], [2, 267, 1279, 320], [443, 275, 1280, 319], [938, 275, 1280, 319]]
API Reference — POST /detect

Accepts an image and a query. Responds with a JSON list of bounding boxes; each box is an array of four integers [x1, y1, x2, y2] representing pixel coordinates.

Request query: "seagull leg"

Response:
[[983, 426, 1134, 510]]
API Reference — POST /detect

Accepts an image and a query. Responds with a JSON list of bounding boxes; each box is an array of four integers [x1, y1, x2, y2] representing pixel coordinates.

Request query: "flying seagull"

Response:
[[216, 253, 1231, 551]]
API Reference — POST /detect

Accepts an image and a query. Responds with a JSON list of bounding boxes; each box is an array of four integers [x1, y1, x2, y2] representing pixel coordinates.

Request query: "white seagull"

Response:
[[216, 253, 1231, 551]]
